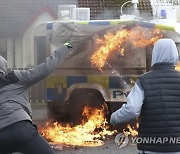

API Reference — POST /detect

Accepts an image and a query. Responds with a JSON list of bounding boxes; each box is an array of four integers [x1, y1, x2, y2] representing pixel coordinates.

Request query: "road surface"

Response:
[[54, 139, 138, 154]]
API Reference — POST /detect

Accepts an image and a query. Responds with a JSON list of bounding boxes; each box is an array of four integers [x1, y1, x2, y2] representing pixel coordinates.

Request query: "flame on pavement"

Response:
[[91, 26, 162, 70], [38, 105, 116, 147], [123, 122, 139, 137], [175, 61, 180, 71]]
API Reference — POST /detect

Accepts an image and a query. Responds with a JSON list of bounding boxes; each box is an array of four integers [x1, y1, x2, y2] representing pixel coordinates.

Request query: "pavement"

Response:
[[13, 142, 138, 154], [53, 139, 138, 154]]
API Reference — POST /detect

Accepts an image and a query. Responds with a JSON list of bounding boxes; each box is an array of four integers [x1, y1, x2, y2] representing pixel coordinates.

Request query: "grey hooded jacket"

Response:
[[0, 45, 70, 130], [110, 39, 180, 154]]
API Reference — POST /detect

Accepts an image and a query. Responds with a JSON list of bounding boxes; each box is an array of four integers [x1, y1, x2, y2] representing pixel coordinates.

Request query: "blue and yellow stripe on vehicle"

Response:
[[46, 75, 137, 101], [47, 20, 175, 31], [47, 76, 67, 88], [87, 76, 109, 89], [46, 76, 66, 101]]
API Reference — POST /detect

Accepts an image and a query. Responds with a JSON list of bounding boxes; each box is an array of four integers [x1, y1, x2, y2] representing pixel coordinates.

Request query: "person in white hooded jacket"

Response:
[[110, 39, 180, 154], [0, 43, 72, 154]]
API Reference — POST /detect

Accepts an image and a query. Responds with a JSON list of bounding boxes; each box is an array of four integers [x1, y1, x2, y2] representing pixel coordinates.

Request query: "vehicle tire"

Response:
[[66, 88, 107, 125]]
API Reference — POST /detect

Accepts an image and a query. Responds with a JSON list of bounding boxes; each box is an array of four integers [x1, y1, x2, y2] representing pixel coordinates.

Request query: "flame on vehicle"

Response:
[[91, 26, 162, 70], [38, 105, 116, 147]]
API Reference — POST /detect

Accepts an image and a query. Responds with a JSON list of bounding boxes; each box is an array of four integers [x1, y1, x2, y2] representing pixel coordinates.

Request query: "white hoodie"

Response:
[[110, 39, 179, 154]]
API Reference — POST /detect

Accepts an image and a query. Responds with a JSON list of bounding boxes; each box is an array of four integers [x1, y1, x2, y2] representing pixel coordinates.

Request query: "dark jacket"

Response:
[[138, 63, 180, 152], [110, 39, 180, 153]]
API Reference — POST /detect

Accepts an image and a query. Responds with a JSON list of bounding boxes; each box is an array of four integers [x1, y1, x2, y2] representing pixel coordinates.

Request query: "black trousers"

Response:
[[0, 120, 55, 154]]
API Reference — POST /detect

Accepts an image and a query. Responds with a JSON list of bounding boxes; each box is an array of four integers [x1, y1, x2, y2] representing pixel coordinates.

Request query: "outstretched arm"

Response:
[[14, 45, 71, 87], [110, 79, 144, 124]]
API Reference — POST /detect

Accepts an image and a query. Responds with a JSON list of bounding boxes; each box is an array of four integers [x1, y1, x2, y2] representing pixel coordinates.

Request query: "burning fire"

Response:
[[175, 61, 180, 71], [38, 105, 116, 147], [91, 29, 129, 69], [123, 122, 139, 137], [91, 26, 162, 70]]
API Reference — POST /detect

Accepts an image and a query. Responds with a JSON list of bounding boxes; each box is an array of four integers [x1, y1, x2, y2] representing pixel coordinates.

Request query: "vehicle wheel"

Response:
[[66, 88, 107, 125]]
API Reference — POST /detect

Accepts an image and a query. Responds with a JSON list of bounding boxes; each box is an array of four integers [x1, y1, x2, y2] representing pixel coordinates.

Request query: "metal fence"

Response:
[[28, 79, 47, 104]]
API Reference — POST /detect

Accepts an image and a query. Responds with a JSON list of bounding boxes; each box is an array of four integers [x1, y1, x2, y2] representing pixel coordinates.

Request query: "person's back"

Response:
[[110, 39, 180, 153], [138, 39, 180, 153], [138, 64, 180, 152]]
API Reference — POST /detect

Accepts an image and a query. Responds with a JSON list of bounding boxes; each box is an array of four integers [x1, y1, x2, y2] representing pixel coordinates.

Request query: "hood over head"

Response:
[[0, 55, 7, 75], [0, 56, 19, 88], [151, 39, 179, 66]]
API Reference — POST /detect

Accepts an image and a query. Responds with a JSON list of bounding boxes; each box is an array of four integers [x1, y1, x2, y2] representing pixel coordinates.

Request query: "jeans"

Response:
[[0, 120, 55, 154]]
